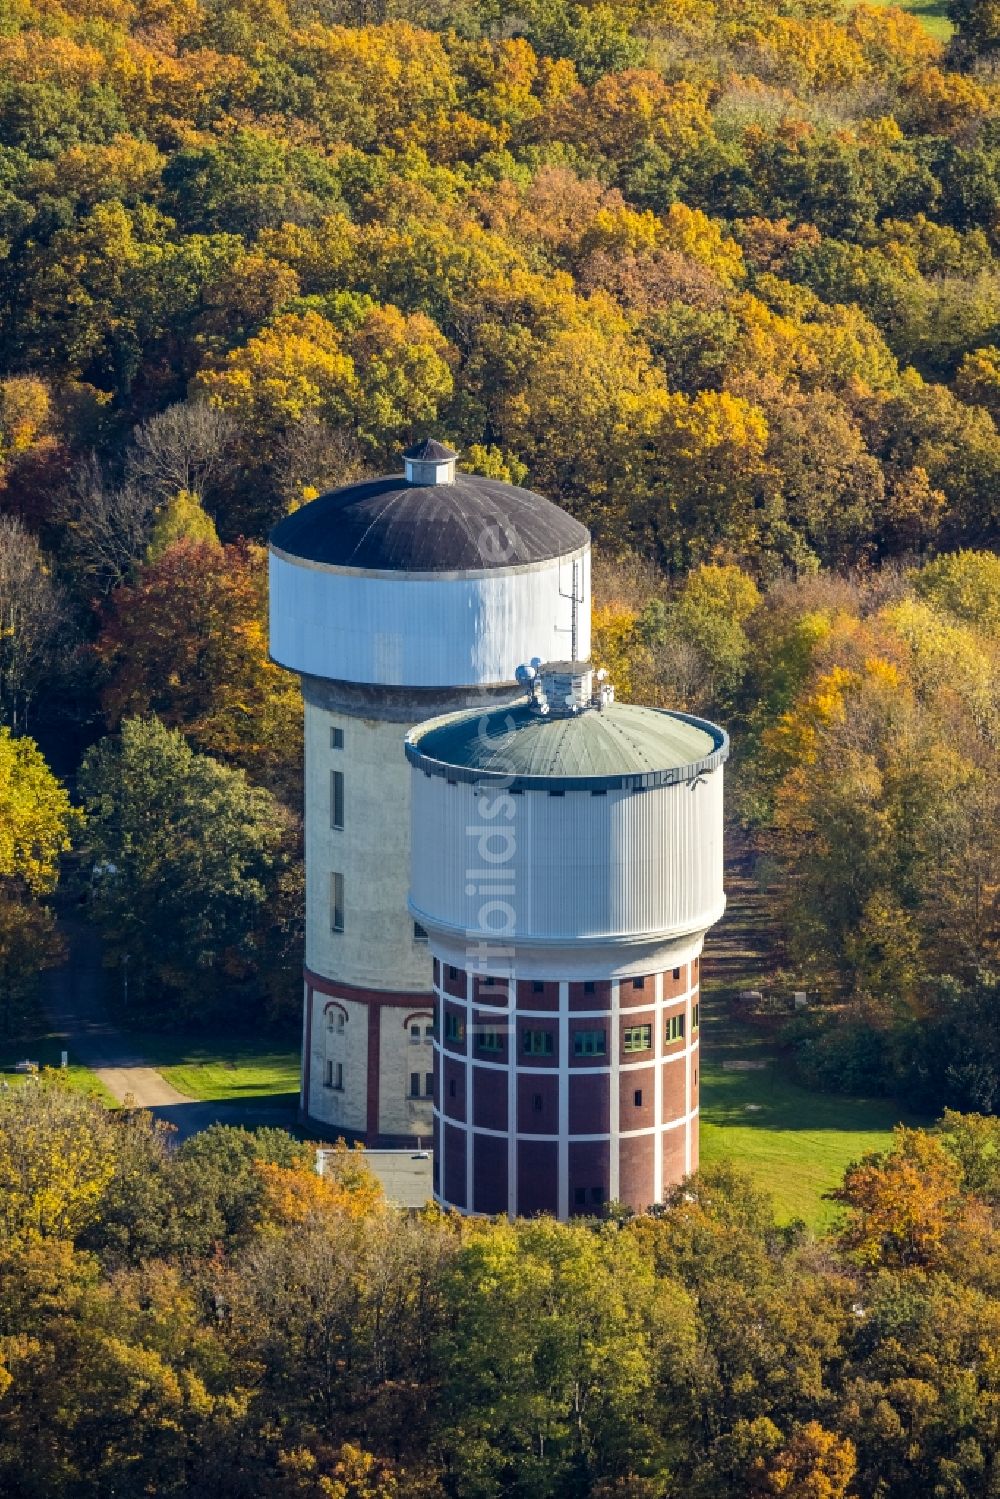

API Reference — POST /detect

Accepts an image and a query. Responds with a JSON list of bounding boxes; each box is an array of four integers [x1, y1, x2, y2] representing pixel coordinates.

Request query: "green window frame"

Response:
[[623, 1025, 652, 1054], [477, 1028, 504, 1053], [692, 1002, 700, 1034], [444, 1012, 465, 1044], [665, 1014, 686, 1044], [573, 1029, 606, 1057], [522, 1029, 554, 1056]]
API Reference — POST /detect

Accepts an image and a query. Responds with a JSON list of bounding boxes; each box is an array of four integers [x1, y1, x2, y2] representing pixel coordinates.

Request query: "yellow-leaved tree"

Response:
[[0, 728, 77, 1033]]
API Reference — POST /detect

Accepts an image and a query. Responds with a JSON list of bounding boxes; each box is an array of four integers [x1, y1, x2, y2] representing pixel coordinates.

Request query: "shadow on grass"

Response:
[[701, 1055, 920, 1134]]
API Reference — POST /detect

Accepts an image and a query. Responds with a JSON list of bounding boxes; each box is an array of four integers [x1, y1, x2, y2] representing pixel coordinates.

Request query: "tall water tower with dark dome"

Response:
[[268, 441, 591, 1143]]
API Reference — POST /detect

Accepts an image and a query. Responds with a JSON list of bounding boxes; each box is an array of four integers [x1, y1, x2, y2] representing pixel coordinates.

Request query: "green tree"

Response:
[[78, 717, 301, 1021]]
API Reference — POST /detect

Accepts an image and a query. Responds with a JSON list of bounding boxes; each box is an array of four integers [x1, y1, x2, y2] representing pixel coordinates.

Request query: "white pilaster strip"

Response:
[[608, 979, 620, 1204], [684, 963, 693, 1176]]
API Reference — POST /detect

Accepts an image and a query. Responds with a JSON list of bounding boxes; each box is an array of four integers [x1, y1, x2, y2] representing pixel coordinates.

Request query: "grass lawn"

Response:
[[128, 1032, 301, 1104], [699, 858, 918, 1231], [699, 1050, 909, 1230], [860, 0, 952, 41], [0, 1034, 118, 1108]]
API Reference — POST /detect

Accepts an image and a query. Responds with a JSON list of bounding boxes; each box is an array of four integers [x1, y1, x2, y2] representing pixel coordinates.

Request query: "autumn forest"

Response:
[[1, 0, 1000, 1492]]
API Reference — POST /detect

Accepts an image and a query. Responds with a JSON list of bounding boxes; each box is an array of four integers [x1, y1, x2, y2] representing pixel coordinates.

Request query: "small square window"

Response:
[[623, 1025, 652, 1053], [413, 922, 429, 943], [532, 981, 544, 994], [410, 1024, 421, 1041], [583, 981, 596, 995], [573, 1029, 606, 1057], [634, 1089, 642, 1107], [330, 726, 344, 750], [632, 977, 645, 991]]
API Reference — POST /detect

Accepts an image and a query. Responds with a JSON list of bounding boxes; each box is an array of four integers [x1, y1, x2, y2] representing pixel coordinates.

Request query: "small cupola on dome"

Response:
[[403, 438, 458, 486]]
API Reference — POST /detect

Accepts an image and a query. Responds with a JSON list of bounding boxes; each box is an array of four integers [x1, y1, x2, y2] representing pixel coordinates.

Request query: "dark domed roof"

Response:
[[269, 472, 589, 574]]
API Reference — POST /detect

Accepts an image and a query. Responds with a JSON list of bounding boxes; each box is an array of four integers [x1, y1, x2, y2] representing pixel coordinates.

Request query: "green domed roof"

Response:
[[405, 698, 727, 791]]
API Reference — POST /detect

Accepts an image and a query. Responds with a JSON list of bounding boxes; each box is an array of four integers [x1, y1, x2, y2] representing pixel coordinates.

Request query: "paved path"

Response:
[[41, 919, 192, 1108], [40, 919, 298, 1139]]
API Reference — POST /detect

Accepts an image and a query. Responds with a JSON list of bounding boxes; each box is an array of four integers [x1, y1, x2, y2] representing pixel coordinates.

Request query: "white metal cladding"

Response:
[[269, 546, 591, 688], [409, 767, 725, 945]]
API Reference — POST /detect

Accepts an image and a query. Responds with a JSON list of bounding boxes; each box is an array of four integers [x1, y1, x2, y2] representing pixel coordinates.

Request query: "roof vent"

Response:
[[532, 660, 593, 717], [403, 439, 458, 486], [521, 660, 616, 716]]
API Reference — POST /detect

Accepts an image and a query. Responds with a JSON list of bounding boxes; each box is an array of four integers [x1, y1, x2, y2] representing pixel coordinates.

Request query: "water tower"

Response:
[[268, 443, 590, 1143], [406, 661, 727, 1214]]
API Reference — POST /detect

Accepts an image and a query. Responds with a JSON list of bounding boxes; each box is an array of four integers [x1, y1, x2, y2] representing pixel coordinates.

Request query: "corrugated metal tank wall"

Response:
[[269, 546, 591, 687], [409, 769, 725, 944]]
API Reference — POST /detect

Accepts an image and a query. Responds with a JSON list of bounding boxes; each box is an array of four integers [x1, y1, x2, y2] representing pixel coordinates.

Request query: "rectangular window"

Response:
[[573, 1029, 606, 1057], [574, 1187, 586, 1206], [409, 1072, 420, 1098], [444, 1012, 465, 1043], [324, 1059, 332, 1088], [692, 1002, 700, 1033], [410, 1024, 421, 1042], [672, 966, 681, 980], [330, 726, 344, 750], [424, 1023, 433, 1040], [590, 1186, 604, 1205], [533, 1093, 543, 1112], [666, 1014, 686, 1044], [425, 1073, 433, 1097], [330, 769, 344, 830], [632, 976, 645, 990], [448, 965, 458, 980], [522, 1029, 554, 1056], [330, 872, 344, 933], [477, 1029, 503, 1053], [324, 1061, 343, 1090], [449, 1078, 456, 1098], [623, 1025, 652, 1054], [413, 922, 429, 943], [634, 1089, 642, 1107]]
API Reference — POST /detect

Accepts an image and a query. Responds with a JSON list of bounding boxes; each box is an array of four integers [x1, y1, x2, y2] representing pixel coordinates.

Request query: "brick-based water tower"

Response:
[[268, 443, 590, 1143], [406, 661, 728, 1213]]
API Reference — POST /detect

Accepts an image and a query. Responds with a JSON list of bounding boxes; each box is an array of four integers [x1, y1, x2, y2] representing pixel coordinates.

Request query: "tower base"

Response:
[[302, 968, 434, 1147]]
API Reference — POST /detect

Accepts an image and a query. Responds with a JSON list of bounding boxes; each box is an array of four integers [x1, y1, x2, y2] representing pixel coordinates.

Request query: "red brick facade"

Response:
[[434, 960, 701, 1218]]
